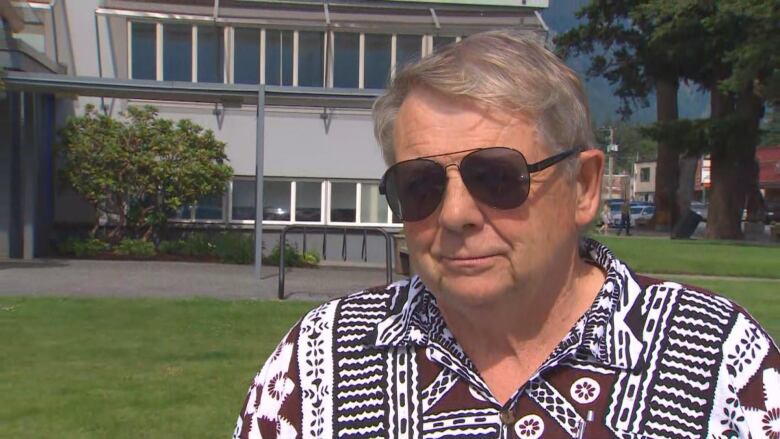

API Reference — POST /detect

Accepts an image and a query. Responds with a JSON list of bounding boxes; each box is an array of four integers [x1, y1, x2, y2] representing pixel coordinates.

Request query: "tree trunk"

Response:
[[651, 78, 680, 232], [671, 153, 699, 238], [705, 89, 741, 239]]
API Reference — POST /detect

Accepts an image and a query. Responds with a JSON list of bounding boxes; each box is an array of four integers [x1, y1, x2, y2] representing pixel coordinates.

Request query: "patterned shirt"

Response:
[[233, 239, 780, 438]]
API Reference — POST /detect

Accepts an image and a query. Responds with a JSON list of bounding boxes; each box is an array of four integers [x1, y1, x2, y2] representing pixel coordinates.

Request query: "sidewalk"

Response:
[[2, 258, 776, 301], [0, 258, 396, 301]]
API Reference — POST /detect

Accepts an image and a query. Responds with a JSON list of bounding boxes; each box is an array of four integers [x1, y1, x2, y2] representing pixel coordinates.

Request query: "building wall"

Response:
[[8, 0, 548, 260], [632, 161, 656, 199]]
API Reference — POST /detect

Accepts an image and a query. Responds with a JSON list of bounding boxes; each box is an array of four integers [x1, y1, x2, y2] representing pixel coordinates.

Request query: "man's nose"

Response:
[[436, 166, 485, 233]]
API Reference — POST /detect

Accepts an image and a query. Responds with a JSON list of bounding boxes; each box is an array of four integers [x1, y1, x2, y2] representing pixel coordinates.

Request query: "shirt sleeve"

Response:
[[232, 322, 303, 439], [723, 310, 780, 437]]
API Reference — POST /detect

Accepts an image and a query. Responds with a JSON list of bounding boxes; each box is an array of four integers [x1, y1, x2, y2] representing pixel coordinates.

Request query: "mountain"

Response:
[[540, 0, 709, 125]]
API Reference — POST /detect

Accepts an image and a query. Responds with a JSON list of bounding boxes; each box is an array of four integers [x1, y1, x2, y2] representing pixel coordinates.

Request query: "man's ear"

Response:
[[574, 148, 605, 229]]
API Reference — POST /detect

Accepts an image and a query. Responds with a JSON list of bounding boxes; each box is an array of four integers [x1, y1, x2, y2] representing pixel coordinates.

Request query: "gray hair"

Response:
[[373, 29, 594, 170]]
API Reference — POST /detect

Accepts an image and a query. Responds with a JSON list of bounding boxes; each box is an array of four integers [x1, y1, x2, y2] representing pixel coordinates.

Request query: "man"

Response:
[[233, 30, 779, 438], [617, 200, 631, 236]]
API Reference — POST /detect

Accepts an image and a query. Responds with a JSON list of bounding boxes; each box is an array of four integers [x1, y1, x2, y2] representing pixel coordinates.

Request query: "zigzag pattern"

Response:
[[331, 286, 394, 438], [632, 288, 737, 438]]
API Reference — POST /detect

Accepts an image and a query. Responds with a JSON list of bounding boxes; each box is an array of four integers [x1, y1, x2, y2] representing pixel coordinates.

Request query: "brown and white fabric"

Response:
[[233, 238, 780, 438]]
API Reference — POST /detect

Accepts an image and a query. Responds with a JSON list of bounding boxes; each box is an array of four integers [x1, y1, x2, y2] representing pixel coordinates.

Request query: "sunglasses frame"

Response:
[[379, 146, 579, 221]]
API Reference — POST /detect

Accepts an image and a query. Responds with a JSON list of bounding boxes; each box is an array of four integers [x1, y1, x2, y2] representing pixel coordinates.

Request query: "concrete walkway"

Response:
[[1, 258, 777, 301], [0, 258, 396, 300]]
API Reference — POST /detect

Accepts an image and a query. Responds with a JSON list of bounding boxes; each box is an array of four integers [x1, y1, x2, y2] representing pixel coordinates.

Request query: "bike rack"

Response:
[[277, 225, 393, 300]]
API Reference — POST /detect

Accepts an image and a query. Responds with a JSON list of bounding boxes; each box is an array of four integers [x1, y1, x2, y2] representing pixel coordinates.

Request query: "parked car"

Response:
[[690, 201, 708, 221], [631, 205, 655, 227]]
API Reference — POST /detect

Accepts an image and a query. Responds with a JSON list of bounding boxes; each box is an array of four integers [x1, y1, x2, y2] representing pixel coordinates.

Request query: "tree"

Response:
[[59, 105, 233, 241], [556, 0, 686, 232], [559, 0, 779, 239]]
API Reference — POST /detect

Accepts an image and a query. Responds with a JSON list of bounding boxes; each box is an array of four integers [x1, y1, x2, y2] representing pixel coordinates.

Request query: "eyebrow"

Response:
[[416, 147, 484, 160]]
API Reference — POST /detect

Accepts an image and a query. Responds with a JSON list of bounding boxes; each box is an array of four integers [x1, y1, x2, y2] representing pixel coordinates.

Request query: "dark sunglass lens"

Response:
[[383, 160, 446, 221], [460, 148, 530, 209]]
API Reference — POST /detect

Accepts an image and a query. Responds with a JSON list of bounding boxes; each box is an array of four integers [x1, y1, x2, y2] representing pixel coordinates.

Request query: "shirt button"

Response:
[[499, 409, 516, 425]]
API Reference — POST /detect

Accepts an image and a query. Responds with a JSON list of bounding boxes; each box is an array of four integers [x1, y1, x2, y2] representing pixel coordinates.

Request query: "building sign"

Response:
[[392, 0, 548, 6], [249, 0, 549, 6], [701, 157, 711, 188]]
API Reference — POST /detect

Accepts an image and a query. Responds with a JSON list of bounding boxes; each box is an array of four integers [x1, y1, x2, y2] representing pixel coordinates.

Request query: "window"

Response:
[[333, 32, 359, 88], [295, 181, 322, 222], [364, 34, 391, 89], [360, 182, 389, 223], [330, 182, 356, 222], [234, 28, 260, 84], [298, 31, 324, 87], [232, 179, 255, 220], [265, 30, 293, 86], [163, 23, 192, 81], [640, 167, 651, 182], [433, 36, 456, 52], [194, 194, 224, 220], [264, 180, 291, 221], [198, 26, 224, 83], [396, 34, 421, 72], [131, 22, 156, 80]]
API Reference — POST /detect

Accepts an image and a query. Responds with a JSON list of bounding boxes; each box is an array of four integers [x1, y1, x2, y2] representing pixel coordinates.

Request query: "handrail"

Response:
[[277, 225, 393, 300]]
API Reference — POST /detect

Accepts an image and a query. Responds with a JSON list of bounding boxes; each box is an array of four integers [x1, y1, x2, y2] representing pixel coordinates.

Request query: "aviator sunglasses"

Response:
[[379, 146, 578, 222]]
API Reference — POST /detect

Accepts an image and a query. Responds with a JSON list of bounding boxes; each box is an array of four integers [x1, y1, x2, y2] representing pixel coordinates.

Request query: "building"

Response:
[[757, 145, 780, 218], [0, 0, 550, 260], [631, 161, 656, 202]]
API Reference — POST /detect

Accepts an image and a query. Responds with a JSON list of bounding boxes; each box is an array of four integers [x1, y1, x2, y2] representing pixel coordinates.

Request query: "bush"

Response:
[[157, 240, 186, 255], [213, 232, 254, 264], [73, 238, 109, 258], [115, 239, 156, 258], [179, 233, 215, 257], [263, 244, 319, 268]]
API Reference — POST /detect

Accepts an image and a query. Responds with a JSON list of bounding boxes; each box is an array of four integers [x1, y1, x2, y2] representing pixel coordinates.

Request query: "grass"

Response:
[[0, 298, 318, 439], [594, 235, 780, 278], [1, 237, 778, 438]]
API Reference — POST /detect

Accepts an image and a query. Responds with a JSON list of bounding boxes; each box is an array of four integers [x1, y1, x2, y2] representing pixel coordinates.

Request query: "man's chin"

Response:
[[435, 275, 515, 308]]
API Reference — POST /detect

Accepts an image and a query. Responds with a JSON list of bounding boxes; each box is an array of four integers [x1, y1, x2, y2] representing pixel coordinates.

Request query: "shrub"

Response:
[[115, 239, 156, 258], [213, 232, 254, 264], [73, 238, 109, 258], [157, 240, 186, 255], [302, 250, 320, 266], [179, 233, 216, 257], [57, 237, 79, 256], [263, 243, 319, 268]]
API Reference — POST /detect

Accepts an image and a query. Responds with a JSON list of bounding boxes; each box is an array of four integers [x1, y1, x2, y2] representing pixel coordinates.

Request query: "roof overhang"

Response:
[[1, 71, 382, 108]]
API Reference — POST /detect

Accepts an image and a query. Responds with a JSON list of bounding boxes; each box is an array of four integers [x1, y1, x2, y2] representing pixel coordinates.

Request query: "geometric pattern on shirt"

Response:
[[329, 287, 396, 438], [526, 376, 584, 437], [385, 345, 421, 439], [709, 312, 770, 436], [298, 300, 338, 438], [421, 368, 460, 413], [604, 276, 769, 439], [421, 408, 502, 438]]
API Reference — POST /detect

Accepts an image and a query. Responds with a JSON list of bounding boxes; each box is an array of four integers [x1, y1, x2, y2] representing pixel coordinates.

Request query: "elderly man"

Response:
[[233, 30, 779, 438]]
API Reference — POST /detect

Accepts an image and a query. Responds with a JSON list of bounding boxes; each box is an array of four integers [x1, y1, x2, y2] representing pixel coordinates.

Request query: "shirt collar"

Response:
[[368, 238, 646, 372]]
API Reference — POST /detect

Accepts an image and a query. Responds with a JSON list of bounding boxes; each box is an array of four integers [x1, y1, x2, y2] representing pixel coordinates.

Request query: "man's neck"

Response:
[[434, 254, 606, 403]]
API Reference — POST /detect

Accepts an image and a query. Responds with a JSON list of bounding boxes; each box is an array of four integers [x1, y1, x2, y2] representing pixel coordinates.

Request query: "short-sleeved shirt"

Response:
[[233, 238, 780, 438]]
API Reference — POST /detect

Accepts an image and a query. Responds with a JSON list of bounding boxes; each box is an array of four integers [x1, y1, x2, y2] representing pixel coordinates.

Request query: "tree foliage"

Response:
[[557, 0, 778, 239], [59, 105, 233, 241]]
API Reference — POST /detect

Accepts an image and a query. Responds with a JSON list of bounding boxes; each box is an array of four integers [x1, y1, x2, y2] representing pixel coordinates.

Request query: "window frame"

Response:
[[128, 20, 442, 90]]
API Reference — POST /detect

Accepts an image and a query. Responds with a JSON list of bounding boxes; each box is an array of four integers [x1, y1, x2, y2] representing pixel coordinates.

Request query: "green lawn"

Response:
[[0, 298, 318, 439], [594, 236, 780, 278], [2, 237, 779, 438]]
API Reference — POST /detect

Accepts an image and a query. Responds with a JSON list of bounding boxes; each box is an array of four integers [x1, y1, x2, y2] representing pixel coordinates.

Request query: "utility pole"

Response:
[[606, 127, 618, 199]]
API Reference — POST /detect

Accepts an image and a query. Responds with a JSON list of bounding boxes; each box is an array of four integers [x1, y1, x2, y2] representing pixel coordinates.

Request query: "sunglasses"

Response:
[[379, 147, 578, 222]]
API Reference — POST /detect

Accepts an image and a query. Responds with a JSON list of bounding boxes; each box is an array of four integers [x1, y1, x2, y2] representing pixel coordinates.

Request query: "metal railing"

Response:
[[277, 225, 393, 300]]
